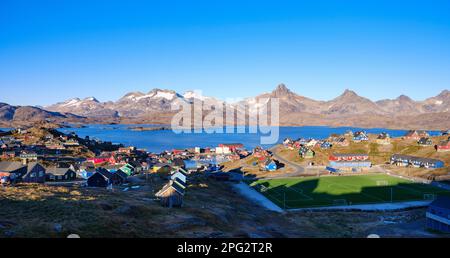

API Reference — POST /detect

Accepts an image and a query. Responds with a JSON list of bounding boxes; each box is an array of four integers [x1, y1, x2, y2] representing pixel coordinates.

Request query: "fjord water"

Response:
[[60, 124, 441, 153]]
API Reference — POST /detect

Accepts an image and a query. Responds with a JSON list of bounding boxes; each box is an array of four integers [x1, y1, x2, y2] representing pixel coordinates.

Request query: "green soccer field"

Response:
[[249, 174, 450, 209]]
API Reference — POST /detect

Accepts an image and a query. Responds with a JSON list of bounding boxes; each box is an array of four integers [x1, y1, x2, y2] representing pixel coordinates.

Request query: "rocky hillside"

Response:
[[0, 102, 86, 126]]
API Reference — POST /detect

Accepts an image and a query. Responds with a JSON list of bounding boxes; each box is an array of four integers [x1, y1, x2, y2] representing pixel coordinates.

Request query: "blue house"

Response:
[[353, 131, 369, 141], [320, 141, 333, 149], [391, 154, 444, 169], [264, 159, 277, 171], [426, 196, 450, 233], [441, 129, 450, 135]]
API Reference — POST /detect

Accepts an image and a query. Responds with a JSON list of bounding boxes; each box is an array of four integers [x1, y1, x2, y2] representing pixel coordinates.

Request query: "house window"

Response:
[[39, 171, 44, 177], [30, 173, 36, 177]]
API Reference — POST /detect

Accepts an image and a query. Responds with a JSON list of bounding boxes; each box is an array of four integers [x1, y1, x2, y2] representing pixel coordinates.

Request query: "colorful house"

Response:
[[155, 181, 184, 207], [218, 143, 243, 153], [353, 131, 369, 142], [299, 146, 315, 158], [119, 163, 135, 176], [329, 153, 369, 162], [264, 159, 278, 171], [390, 154, 444, 168], [376, 132, 391, 145], [0, 161, 46, 184], [418, 137, 433, 146], [404, 130, 429, 141], [320, 141, 333, 149], [171, 169, 188, 183], [46, 167, 77, 181], [152, 163, 172, 173], [328, 153, 371, 170], [436, 140, 450, 152]]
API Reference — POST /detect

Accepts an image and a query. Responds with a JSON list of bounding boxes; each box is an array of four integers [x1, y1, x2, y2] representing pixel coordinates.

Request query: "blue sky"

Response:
[[1, 0, 450, 106]]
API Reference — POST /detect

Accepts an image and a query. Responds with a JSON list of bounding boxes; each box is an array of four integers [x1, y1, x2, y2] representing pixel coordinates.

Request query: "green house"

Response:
[[120, 163, 135, 176], [299, 146, 315, 159]]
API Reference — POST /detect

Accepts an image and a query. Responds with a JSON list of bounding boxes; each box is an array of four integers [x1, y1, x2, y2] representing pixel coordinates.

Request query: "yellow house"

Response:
[[152, 163, 172, 174]]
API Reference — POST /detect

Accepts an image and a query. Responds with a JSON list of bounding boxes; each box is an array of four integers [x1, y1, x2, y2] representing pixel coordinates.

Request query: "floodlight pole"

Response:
[[390, 187, 393, 203]]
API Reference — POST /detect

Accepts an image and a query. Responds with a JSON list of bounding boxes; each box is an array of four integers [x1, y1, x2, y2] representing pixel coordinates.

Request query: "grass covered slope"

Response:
[[249, 174, 450, 209]]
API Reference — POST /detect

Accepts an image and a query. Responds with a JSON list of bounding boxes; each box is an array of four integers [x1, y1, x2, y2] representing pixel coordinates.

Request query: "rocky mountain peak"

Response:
[[341, 89, 358, 97], [272, 83, 293, 97], [83, 97, 99, 102], [397, 94, 412, 102], [437, 89, 450, 99]]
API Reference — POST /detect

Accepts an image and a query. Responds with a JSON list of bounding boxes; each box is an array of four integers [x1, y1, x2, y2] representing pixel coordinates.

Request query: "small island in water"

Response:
[[128, 126, 171, 131]]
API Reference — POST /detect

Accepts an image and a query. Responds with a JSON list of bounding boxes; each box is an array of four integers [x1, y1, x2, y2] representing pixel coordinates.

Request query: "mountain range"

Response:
[[1, 84, 449, 129]]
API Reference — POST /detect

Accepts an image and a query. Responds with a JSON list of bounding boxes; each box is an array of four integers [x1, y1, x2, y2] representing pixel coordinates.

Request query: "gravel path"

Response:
[[232, 182, 284, 213]]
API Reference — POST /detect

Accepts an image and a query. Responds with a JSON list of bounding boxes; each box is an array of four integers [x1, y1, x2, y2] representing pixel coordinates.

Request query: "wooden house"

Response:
[[328, 153, 371, 170], [390, 154, 444, 168], [441, 130, 450, 136], [21, 162, 46, 183], [46, 167, 77, 181], [329, 153, 369, 162], [119, 163, 135, 176], [418, 137, 433, 146], [87, 168, 125, 187], [87, 170, 109, 187], [333, 137, 349, 147], [436, 140, 450, 152], [170, 158, 185, 168], [218, 143, 243, 153], [152, 163, 172, 174], [299, 146, 315, 158], [320, 141, 333, 149], [353, 131, 369, 142], [113, 169, 128, 183], [404, 130, 429, 141], [376, 132, 391, 145], [155, 181, 185, 207], [173, 177, 187, 189], [171, 169, 188, 183], [0, 161, 27, 183], [264, 159, 277, 171]]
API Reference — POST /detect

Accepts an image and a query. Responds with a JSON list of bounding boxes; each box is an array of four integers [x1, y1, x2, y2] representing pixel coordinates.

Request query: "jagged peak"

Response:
[[396, 94, 412, 101], [272, 83, 294, 97], [342, 89, 357, 96], [121, 91, 145, 99], [147, 88, 177, 94], [437, 89, 450, 98], [83, 97, 99, 102]]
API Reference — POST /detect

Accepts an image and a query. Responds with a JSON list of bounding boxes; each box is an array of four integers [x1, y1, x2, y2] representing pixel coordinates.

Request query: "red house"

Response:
[[329, 153, 369, 162], [404, 130, 429, 141], [436, 140, 450, 152], [218, 143, 243, 153]]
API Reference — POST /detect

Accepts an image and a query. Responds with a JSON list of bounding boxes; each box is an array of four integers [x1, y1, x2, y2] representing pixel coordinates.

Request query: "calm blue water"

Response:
[[59, 124, 441, 153]]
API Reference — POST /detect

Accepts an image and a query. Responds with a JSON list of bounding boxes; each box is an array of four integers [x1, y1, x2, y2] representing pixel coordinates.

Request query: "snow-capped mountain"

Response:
[[42, 85, 450, 129]]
